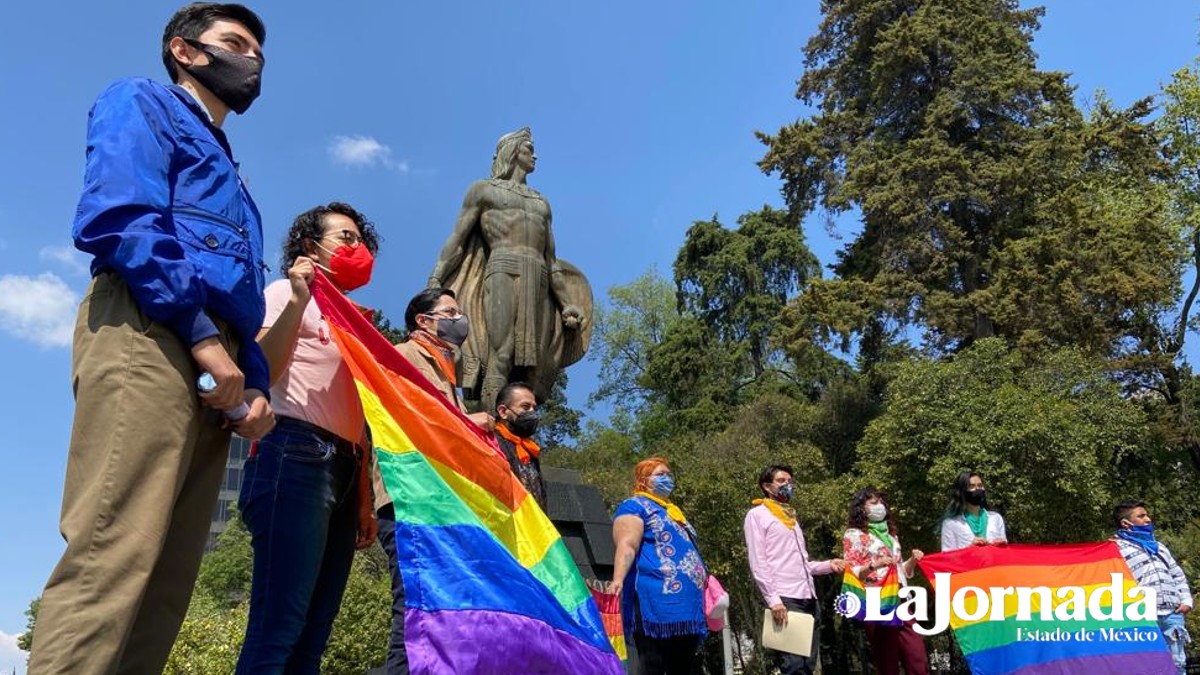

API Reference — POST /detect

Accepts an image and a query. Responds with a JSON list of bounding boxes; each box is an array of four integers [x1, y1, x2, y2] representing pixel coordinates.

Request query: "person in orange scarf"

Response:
[[376, 287, 494, 674], [494, 381, 547, 509]]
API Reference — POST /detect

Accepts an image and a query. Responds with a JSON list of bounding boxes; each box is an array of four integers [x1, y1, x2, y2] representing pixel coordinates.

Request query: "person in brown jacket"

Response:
[[375, 287, 492, 674]]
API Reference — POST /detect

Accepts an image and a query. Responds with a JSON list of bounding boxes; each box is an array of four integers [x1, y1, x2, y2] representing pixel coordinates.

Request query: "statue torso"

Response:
[[477, 179, 552, 260]]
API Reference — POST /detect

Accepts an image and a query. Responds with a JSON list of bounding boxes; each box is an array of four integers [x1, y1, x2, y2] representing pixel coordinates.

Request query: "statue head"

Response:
[[491, 127, 534, 179]]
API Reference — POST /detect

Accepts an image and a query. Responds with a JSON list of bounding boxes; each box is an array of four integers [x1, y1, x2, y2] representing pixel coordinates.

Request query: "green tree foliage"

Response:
[[640, 316, 745, 438], [631, 207, 829, 443], [1124, 63, 1200, 472], [674, 207, 820, 379], [854, 338, 1151, 551], [543, 420, 639, 509], [760, 0, 1181, 360], [1162, 65, 1200, 222], [164, 594, 247, 675], [166, 514, 254, 671], [372, 308, 407, 344], [194, 510, 252, 608], [322, 547, 392, 674], [587, 268, 679, 416], [17, 597, 38, 656], [1159, 521, 1200, 641], [536, 370, 583, 451]]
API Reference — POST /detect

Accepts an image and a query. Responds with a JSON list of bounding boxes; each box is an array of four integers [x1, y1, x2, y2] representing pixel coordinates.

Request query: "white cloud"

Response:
[[328, 135, 409, 172], [0, 629, 26, 675], [39, 245, 89, 276], [0, 273, 79, 348]]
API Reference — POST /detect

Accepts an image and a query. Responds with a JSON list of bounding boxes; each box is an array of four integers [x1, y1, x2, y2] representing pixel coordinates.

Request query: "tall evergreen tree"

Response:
[[760, 0, 1180, 358]]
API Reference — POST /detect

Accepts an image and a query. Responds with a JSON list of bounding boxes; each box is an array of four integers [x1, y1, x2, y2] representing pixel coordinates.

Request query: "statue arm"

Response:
[[545, 220, 568, 306], [545, 221, 585, 329], [429, 183, 484, 287]]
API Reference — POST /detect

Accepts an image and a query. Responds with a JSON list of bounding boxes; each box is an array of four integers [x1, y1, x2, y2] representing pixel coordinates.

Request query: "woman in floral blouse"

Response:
[[842, 487, 928, 675]]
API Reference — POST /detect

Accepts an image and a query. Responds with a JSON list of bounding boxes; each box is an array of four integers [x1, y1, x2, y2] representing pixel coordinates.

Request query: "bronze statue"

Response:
[[428, 127, 592, 409]]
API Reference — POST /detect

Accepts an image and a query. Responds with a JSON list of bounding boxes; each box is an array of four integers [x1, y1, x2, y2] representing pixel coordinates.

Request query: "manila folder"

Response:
[[761, 608, 814, 657]]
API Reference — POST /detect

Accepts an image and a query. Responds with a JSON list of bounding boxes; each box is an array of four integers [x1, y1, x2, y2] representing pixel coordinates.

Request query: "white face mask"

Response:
[[867, 503, 888, 523]]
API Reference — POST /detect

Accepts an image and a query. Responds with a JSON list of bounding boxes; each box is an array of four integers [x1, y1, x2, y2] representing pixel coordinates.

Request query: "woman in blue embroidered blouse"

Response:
[[611, 457, 708, 675]]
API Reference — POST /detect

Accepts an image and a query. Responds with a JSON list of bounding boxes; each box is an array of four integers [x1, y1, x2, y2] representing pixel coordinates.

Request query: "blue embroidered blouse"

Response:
[[614, 495, 707, 639]]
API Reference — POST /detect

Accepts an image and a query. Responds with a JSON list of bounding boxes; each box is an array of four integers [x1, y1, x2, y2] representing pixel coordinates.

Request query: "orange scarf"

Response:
[[408, 330, 457, 386], [496, 422, 540, 463], [635, 491, 689, 528], [752, 498, 797, 529]]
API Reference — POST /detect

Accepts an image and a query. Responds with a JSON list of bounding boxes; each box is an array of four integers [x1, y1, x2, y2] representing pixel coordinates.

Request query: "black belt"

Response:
[[277, 416, 358, 456]]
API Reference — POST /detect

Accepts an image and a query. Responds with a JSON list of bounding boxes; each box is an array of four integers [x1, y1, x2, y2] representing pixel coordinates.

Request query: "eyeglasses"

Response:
[[424, 308, 464, 320], [320, 229, 364, 247]]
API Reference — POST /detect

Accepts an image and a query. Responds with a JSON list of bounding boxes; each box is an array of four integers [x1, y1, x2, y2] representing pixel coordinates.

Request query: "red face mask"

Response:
[[326, 244, 374, 291]]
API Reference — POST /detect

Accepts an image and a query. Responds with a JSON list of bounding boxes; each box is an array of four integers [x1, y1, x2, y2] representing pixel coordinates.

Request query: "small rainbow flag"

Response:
[[839, 564, 905, 625], [918, 542, 1174, 675], [312, 274, 623, 674], [587, 582, 628, 661]]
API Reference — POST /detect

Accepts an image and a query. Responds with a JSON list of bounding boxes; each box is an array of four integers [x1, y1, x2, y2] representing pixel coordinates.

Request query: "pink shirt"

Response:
[[744, 503, 835, 607], [263, 279, 364, 444]]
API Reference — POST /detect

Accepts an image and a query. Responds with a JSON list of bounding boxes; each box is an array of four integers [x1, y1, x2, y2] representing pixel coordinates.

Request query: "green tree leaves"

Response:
[[855, 339, 1150, 550]]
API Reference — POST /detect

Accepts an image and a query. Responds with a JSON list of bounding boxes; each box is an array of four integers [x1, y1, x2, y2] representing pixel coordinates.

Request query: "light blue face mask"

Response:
[[650, 474, 675, 497]]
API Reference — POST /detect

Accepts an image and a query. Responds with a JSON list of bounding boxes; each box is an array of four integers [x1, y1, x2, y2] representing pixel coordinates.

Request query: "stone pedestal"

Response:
[[542, 466, 615, 582]]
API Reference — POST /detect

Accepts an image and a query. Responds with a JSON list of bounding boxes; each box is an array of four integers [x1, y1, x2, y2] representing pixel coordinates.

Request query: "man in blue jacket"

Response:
[[29, 5, 275, 674]]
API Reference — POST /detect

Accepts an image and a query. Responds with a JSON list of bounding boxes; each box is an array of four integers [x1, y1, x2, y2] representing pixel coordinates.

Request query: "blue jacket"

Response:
[[73, 78, 269, 394]]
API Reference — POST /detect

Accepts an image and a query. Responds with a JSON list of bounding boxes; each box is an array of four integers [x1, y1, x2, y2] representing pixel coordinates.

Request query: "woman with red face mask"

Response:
[[235, 202, 381, 674]]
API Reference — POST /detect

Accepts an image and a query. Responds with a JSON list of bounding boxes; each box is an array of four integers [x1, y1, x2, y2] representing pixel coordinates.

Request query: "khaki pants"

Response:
[[29, 273, 237, 675]]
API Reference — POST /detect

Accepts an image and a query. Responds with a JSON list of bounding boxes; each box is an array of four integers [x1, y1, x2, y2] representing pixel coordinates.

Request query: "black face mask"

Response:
[[435, 315, 469, 347], [506, 410, 540, 438], [965, 489, 986, 506], [181, 39, 262, 114]]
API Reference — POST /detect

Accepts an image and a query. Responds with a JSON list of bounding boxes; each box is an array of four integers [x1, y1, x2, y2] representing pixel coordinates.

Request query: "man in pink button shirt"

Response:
[[744, 464, 846, 675]]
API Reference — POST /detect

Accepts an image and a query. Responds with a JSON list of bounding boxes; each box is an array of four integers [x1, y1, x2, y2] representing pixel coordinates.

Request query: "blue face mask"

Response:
[[650, 474, 675, 497], [774, 483, 794, 502]]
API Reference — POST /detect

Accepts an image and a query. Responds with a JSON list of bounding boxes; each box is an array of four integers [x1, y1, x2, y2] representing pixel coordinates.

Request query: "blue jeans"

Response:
[[377, 505, 410, 674], [235, 419, 359, 675], [1159, 612, 1190, 675]]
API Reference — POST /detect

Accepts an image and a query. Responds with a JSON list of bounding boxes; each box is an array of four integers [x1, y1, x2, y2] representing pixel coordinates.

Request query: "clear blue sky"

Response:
[[0, 2, 1196, 670]]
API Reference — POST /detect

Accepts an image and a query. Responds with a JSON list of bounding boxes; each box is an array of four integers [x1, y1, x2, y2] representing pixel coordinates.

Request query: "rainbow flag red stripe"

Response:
[[918, 543, 1173, 675], [312, 275, 622, 674]]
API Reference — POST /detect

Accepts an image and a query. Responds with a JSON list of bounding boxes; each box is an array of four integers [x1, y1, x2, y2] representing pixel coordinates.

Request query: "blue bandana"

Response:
[[1117, 523, 1159, 555]]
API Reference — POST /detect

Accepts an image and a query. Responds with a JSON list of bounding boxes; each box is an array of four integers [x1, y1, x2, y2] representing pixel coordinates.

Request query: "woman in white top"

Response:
[[939, 471, 1007, 551]]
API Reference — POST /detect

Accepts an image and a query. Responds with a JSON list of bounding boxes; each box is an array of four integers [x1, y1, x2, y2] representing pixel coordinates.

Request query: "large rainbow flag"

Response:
[[918, 543, 1174, 675], [312, 274, 623, 674]]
